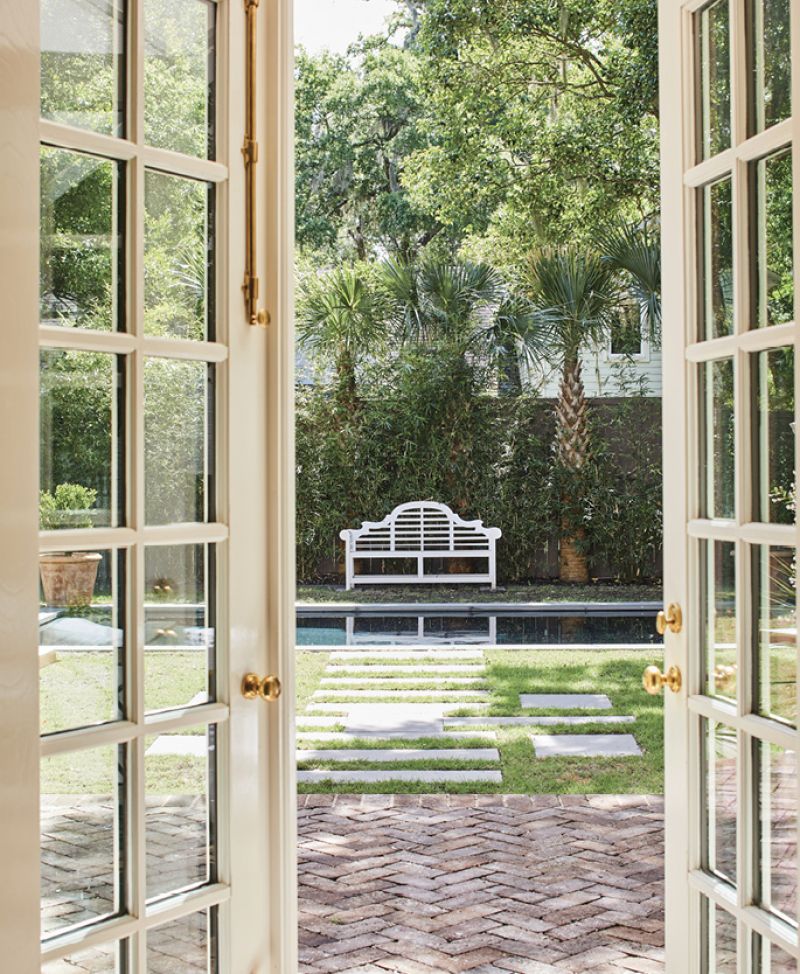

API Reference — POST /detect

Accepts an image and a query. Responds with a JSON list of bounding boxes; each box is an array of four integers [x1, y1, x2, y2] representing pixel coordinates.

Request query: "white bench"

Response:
[[339, 501, 502, 590]]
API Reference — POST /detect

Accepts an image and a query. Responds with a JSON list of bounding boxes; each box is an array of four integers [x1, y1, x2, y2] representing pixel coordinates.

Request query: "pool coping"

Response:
[[297, 642, 662, 652], [296, 600, 661, 616]]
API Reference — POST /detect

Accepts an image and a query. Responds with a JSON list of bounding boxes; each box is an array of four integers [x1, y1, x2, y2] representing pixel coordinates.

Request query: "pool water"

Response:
[[296, 610, 662, 647]]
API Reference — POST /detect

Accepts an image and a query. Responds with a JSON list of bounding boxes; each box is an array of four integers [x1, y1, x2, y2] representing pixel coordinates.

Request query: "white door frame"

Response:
[[0, 2, 44, 968], [0, 0, 297, 968], [660, 0, 800, 969], [659, 0, 692, 967]]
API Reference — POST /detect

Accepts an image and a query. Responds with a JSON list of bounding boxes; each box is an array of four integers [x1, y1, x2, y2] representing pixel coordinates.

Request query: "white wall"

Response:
[[523, 338, 663, 399]]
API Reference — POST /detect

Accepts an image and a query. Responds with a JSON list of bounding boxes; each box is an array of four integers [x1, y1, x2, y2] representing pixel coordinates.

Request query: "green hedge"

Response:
[[296, 356, 663, 585]]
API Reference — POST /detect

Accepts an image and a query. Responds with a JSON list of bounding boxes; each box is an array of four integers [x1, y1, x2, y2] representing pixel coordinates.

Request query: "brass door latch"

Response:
[[642, 665, 683, 695], [656, 602, 683, 635], [242, 673, 282, 702]]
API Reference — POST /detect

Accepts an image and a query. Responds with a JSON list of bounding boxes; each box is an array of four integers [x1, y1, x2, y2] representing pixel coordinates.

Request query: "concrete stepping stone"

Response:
[[296, 731, 498, 742], [519, 693, 612, 709], [531, 733, 642, 758], [313, 689, 489, 699], [146, 735, 205, 757], [307, 702, 489, 714], [444, 715, 635, 727], [296, 748, 500, 763], [320, 676, 485, 686], [329, 650, 484, 660], [296, 716, 341, 727], [328, 664, 485, 674], [297, 769, 503, 784]]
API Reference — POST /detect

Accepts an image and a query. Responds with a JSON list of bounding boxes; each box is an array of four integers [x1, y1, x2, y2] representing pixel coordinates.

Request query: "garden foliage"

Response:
[[296, 350, 663, 585]]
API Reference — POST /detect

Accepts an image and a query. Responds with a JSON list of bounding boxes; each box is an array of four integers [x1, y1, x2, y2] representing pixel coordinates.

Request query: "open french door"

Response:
[[0, 0, 296, 970], [660, 0, 799, 969]]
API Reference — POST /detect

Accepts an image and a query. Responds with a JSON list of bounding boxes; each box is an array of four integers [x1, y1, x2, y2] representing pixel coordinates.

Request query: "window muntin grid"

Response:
[[38, 0, 228, 968]]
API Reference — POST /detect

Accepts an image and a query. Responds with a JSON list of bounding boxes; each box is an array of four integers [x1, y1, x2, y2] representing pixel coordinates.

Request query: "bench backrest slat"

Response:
[[339, 501, 501, 589]]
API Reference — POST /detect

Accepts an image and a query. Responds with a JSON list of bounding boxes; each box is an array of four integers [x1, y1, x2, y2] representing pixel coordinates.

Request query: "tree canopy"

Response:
[[295, 0, 661, 270]]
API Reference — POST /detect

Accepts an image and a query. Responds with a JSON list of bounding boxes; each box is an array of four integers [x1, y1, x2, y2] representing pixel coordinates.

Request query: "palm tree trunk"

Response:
[[556, 356, 590, 584]]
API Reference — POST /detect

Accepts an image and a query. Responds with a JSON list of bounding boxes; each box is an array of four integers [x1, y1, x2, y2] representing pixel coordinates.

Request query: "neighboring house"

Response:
[[522, 330, 662, 399], [296, 334, 663, 398]]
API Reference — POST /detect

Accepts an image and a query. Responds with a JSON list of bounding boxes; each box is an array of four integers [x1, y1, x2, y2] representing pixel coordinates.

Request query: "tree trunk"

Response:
[[559, 518, 589, 584], [555, 356, 589, 470], [556, 357, 590, 584]]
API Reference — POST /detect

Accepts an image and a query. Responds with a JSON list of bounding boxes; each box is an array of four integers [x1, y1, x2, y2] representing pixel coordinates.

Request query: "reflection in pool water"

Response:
[[296, 611, 663, 647]]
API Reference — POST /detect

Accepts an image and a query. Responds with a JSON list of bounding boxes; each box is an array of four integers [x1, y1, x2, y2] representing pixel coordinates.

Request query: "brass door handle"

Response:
[[643, 664, 682, 695], [242, 673, 282, 702], [656, 602, 683, 635]]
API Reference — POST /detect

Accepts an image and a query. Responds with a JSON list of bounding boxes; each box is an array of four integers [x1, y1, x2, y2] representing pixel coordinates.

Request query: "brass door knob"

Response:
[[643, 664, 682, 695], [656, 603, 683, 635], [242, 673, 282, 702]]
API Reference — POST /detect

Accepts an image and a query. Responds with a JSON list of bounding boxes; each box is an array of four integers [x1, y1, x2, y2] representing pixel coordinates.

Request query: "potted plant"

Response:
[[39, 484, 101, 607]]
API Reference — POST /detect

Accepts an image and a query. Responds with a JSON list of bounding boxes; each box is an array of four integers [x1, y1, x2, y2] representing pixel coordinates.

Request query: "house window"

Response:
[[608, 306, 646, 359]]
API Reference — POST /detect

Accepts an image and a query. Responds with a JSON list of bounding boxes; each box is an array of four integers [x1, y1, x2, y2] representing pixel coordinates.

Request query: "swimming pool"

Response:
[[296, 604, 662, 648]]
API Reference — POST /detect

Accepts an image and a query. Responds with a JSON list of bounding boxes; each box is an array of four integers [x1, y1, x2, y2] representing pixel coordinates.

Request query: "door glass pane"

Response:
[[41, 0, 125, 136], [144, 171, 214, 341], [697, 0, 732, 160], [752, 347, 795, 523], [145, 544, 215, 714], [40, 349, 124, 529], [748, 0, 791, 133], [144, 0, 216, 159], [700, 359, 736, 518], [751, 150, 794, 328], [145, 723, 216, 900], [144, 358, 211, 525], [702, 718, 738, 884], [755, 740, 797, 921], [699, 178, 734, 339], [147, 909, 216, 973], [753, 545, 797, 725], [40, 549, 125, 734], [40, 148, 124, 333], [704, 896, 738, 972], [42, 942, 124, 973], [41, 745, 125, 936], [754, 937, 798, 972], [702, 541, 738, 700]]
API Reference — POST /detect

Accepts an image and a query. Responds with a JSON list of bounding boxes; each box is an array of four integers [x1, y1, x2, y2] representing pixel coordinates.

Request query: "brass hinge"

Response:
[[241, 138, 258, 165]]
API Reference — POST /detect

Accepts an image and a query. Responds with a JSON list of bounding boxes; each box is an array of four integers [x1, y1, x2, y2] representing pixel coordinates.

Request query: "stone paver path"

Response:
[[531, 734, 643, 758], [298, 793, 666, 974], [299, 648, 645, 786]]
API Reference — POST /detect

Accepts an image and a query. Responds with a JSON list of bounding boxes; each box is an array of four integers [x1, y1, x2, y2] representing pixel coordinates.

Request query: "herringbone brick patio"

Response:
[[298, 794, 665, 974]]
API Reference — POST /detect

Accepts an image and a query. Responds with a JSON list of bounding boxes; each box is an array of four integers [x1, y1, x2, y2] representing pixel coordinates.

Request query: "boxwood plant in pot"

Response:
[[39, 484, 101, 607]]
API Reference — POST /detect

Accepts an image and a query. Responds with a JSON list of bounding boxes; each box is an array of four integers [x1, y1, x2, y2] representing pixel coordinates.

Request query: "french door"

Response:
[[660, 0, 799, 969], [0, 0, 296, 970]]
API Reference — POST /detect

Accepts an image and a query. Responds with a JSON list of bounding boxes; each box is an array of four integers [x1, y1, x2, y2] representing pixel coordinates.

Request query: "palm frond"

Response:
[[599, 219, 662, 341], [526, 248, 618, 363]]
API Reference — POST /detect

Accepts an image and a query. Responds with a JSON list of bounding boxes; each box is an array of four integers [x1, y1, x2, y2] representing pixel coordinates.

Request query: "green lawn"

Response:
[[297, 583, 663, 604], [295, 647, 665, 795]]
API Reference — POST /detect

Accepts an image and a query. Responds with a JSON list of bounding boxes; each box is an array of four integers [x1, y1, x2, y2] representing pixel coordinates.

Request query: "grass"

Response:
[[41, 646, 665, 795], [41, 650, 212, 795], [295, 647, 665, 795], [297, 582, 663, 604]]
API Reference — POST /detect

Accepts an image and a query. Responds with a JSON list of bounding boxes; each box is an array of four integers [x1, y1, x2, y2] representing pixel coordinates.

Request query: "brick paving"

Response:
[[298, 794, 666, 974]]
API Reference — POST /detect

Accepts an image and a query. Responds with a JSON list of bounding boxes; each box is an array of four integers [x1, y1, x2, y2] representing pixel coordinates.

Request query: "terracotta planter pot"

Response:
[[39, 552, 102, 607]]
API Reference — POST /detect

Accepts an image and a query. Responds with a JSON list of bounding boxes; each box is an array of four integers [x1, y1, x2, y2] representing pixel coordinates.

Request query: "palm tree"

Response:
[[297, 266, 387, 412], [600, 218, 662, 342], [381, 257, 547, 382], [526, 248, 618, 583]]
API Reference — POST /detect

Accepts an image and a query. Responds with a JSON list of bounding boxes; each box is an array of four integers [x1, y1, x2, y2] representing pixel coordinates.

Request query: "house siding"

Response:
[[524, 342, 663, 399]]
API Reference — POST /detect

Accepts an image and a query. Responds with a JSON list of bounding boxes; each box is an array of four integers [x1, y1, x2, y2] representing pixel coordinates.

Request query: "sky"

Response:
[[295, 0, 397, 53]]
